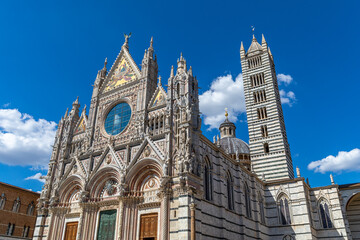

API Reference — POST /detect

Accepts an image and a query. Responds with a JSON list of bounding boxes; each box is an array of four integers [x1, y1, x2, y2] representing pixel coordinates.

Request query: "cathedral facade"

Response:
[[33, 34, 360, 240]]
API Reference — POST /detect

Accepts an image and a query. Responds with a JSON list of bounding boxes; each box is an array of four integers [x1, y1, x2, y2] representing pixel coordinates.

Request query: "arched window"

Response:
[[203, 157, 213, 201], [319, 199, 333, 228], [6, 223, 15, 236], [26, 201, 35, 215], [227, 173, 234, 210], [0, 193, 6, 209], [278, 194, 291, 225], [258, 193, 265, 224], [12, 197, 20, 213], [245, 183, 252, 218], [22, 225, 30, 238]]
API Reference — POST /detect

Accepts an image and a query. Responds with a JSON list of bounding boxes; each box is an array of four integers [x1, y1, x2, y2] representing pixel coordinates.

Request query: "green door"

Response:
[[97, 210, 117, 240]]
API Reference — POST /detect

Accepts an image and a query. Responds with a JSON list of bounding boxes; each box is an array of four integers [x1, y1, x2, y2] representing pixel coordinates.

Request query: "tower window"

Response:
[[264, 143, 269, 153], [261, 125, 268, 137], [250, 73, 265, 87], [253, 90, 267, 103], [248, 56, 262, 69], [257, 107, 267, 120]]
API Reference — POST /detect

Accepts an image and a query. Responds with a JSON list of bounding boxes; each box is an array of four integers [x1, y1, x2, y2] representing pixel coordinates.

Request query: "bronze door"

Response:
[[139, 213, 158, 240], [96, 209, 117, 240], [64, 222, 78, 240]]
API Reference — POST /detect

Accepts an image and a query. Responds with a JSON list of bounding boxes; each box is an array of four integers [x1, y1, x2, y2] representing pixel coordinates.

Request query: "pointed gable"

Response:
[[101, 46, 141, 94], [148, 78, 167, 110], [73, 112, 87, 134], [149, 87, 166, 109]]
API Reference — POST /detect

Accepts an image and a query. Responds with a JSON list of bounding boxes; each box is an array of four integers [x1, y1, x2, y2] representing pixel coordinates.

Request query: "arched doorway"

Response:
[[347, 193, 360, 240]]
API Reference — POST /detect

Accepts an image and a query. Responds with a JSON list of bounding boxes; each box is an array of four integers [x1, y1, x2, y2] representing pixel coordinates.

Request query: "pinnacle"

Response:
[[240, 41, 244, 51], [73, 96, 79, 106], [252, 34, 257, 42], [170, 65, 174, 77], [103, 57, 108, 71]]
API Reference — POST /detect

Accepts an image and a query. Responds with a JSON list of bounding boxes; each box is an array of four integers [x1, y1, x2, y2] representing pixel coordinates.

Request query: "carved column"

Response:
[[190, 203, 196, 240], [159, 175, 171, 240], [117, 199, 124, 240]]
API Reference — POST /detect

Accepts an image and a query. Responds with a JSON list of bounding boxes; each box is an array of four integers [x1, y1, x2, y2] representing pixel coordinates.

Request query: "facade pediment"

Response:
[[100, 47, 141, 95]]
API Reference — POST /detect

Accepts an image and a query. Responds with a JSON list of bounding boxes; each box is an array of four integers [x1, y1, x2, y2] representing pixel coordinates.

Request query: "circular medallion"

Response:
[[104, 102, 131, 135]]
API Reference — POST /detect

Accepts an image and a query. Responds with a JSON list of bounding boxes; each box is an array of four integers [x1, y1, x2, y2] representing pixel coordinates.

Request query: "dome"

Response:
[[219, 137, 250, 155]]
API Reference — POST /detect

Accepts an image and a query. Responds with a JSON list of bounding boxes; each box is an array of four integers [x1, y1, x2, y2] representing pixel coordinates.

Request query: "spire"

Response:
[[261, 34, 266, 44], [150, 36, 153, 49], [147, 36, 154, 57], [73, 96, 79, 106], [268, 47, 273, 59], [261, 33, 268, 50], [158, 75, 162, 86], [99, 57, 108, 78], [170, 65, 174, 78], [144, 49, 147, 58], [330, 174, 335, 185], [225, 108, 229, 120], [64, 108, 69, 118], [240, 41, 244, 51], [188, 66, 193, 76]]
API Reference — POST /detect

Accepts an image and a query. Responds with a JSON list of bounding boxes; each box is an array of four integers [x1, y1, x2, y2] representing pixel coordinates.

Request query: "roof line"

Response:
[[0, 181, 41, 195]]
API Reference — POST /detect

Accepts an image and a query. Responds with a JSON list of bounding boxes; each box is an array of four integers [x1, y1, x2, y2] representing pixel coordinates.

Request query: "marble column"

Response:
[[117, 199, 124, 240], [161, 193, 169, 240]]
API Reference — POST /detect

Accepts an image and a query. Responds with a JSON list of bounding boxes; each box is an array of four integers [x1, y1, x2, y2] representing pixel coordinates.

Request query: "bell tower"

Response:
[[240, 34, 294, 180]]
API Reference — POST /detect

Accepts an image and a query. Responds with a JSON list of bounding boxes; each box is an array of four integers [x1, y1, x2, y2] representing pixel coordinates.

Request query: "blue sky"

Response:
[[0, 0, 359, 192]]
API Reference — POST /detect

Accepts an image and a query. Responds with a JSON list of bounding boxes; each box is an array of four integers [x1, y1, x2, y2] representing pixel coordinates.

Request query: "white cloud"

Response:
[[280, 89, 296, 106], [25, 172, 46, 183], [0, 109, 57, 168], [199, 73, 245, 129], [277, 74, 293, 85], [308, 148, 360, 174]]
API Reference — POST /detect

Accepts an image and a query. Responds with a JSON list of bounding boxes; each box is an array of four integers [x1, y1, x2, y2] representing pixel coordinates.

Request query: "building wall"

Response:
[[0, 182, 39, 240]]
